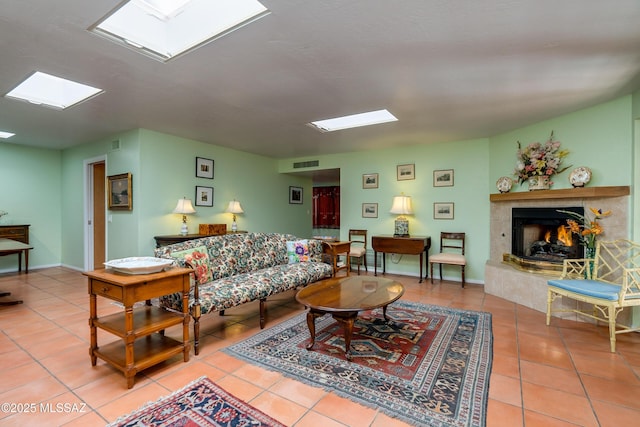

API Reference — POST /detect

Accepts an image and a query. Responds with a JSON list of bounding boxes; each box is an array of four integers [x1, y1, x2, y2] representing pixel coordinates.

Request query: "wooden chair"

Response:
[[348, 229, 368, 275], [430, 232, 466, 287], [547, 239, 640, 352]]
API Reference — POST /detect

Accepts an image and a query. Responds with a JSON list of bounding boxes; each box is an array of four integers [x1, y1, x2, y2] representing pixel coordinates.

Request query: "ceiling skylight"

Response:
[[0, 131, 15, 139], [5, 72, 103, 110], [308, 109, 398, 132], [89, 0, 270, 62]]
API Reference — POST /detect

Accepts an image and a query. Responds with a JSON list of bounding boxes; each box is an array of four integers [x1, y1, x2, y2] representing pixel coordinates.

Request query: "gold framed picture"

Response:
[[107, 173, 132, 210]]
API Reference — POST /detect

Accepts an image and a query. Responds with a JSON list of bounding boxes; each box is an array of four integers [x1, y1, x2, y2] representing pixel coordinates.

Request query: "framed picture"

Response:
[[195, 186, 213, 207], [397, 164, 415, 181], [195, 157, 214, 179], [362, 173, 379, 189], [362, 203, 378, 218], [289, 186, 303, 204], [107, 173, 132, 210], [434, 169, 454, 187], [434, 202, 454, 220]]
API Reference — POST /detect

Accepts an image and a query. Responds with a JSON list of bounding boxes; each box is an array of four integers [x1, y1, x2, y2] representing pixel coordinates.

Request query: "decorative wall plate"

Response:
[[569, 166, 592, 187], [496, 176, 513, 193]]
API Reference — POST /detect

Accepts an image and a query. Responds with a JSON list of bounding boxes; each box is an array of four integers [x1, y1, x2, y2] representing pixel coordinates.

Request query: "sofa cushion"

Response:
[[171, 245, 213, 285], [287, 239, 310, 263]]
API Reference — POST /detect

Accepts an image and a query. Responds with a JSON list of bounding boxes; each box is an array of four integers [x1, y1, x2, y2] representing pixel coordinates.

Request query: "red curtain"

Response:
[[313, 186, 340, 228]]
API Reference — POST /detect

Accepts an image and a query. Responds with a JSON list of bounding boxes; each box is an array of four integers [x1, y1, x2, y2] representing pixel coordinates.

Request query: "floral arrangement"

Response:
[[514, 131, 570, 184], [558, 208, 612, 249]]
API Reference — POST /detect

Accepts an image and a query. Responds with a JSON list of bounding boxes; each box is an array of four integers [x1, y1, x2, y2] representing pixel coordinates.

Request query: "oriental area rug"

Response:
[[107, 376, 286, 427], [224, 301, 493, 427]]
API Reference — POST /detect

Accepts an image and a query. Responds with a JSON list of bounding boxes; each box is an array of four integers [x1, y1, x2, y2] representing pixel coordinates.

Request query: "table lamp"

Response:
[[172, 197, 196, 235], [390, 194, 413, 237], [225, 199, 244, 232]]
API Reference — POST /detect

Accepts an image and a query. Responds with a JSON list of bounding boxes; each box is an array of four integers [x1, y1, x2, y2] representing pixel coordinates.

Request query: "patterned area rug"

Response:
[[107, 376, 286, 427], [224, 300, 492, 427]]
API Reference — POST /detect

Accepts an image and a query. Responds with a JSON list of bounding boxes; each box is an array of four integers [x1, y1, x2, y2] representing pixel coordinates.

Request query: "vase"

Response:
[[527, 175, 550, 191], [585, 246, 596, 278]]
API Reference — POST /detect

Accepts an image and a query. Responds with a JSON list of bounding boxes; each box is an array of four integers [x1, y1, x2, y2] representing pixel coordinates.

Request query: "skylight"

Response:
[[308, 109, 398, 132], [5, 72, 103, 110], [0, 131, 15, 139], [89, 0, 270, 62]]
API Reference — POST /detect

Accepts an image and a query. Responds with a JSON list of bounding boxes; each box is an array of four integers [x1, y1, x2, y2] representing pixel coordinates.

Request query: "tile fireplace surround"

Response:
[[485, 186, 630, 321]]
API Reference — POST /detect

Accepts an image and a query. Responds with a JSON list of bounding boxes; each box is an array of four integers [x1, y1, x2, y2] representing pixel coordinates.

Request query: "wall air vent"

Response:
[[293, 160, 319, 169], [110, 139, 121, 151]]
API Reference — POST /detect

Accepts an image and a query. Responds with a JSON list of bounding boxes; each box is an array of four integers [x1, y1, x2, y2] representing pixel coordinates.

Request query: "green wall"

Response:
[[1, 92, 638, 277], [0, 143, 61, 271], [280, 139, 490, 281], [59, 129, 313, 269]]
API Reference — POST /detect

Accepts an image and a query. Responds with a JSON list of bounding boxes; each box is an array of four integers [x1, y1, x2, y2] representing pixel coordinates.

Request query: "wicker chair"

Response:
[[547, 239, 640, 352]]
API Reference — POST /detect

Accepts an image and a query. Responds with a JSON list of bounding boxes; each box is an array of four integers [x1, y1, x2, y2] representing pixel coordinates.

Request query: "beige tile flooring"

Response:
[[1, 267, 640, 426]]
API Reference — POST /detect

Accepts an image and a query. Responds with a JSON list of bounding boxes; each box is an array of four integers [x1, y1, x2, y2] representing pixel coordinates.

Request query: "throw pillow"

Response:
[[286, 239, 310, 264], [171, 245, 213, 285]]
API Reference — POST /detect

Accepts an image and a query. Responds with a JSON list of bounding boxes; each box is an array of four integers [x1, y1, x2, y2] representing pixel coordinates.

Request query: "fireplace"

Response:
[[506, 206, 584, 271], [485, 186, 629, 315]]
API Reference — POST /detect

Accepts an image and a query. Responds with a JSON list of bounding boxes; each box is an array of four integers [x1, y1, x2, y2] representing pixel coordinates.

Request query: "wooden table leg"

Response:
[[333, 312, 358, 360], [305, 309, 324, 350], [89, 294, 98, 366]]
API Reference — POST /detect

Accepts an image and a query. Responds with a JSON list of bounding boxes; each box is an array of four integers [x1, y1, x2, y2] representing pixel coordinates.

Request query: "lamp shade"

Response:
[[389, 195, 413, 215], [172, 198, 196, 214], [225, 200, 244, 214]]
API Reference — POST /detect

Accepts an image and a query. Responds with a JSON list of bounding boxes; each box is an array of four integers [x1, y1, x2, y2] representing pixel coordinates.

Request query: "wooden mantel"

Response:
[[490, 185, 630, 202]]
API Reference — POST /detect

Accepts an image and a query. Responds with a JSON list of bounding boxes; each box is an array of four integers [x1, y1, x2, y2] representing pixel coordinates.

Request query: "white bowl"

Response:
[[104, 257, 174, 274]]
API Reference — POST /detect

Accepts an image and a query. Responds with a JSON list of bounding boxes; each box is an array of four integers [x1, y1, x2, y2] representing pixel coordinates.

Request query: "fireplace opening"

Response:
[[509, 207, 584, 270]]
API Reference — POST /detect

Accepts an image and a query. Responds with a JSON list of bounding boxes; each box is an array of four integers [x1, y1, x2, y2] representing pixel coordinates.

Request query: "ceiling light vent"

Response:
[[293, 160, 319, 169]]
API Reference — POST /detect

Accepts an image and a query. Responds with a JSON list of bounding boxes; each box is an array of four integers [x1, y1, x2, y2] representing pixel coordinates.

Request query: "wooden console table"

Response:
[[85, 267, 192, 388], [0, 225, 31, 306], [372, 235, 431, 283]]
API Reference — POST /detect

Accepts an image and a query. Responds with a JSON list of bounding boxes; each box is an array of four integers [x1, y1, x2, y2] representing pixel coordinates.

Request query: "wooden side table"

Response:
[[85, 267, 192, 388], [372, 235, 431, 282], [0, 225, 31, 305], [323, 241, 351, 277]]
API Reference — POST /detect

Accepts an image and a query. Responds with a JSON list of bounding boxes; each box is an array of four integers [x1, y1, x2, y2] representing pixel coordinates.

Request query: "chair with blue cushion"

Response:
[[546, 239, 640, 352]]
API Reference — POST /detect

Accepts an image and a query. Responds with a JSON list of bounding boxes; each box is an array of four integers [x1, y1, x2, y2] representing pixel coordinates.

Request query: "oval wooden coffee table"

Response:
[[295, 276, 404, 360]]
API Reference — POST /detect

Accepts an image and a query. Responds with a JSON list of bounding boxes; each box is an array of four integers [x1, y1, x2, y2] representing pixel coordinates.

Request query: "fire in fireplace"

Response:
[[507, 207, 584, 271]]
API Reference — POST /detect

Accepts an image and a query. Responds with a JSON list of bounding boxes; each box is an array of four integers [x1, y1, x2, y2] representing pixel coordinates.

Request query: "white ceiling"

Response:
[[1, 0, 640, 159]]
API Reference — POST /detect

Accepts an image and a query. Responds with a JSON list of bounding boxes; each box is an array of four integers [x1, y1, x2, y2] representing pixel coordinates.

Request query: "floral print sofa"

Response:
[[154, 232, 333, 354]]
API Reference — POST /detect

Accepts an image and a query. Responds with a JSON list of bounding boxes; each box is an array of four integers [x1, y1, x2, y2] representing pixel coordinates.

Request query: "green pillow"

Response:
[[171, 245, 213, 285]]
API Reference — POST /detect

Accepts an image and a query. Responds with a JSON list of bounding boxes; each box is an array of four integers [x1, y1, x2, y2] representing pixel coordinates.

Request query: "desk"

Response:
[[322, 241, 351, 277], [0, 225, 33, 306], [85, 267, 192, 388], [372, 235, 431, 283]]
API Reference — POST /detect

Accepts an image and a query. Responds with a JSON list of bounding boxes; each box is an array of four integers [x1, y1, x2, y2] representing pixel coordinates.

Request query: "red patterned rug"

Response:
[[108, 377, 285, 427], [224, 301, 493, 426]]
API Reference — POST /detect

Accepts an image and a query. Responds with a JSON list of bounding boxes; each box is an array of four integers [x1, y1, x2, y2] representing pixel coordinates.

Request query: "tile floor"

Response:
[[1, 267, 640, 426]]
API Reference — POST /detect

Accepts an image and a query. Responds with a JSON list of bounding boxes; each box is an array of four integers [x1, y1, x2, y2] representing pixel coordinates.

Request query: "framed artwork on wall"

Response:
[[362, 173, 379, 189], [397, 164, 415, 180], [434, 202, 454, 219], [196, 157, 214, 179], [433, 169, 454, 187], [107, 173, 132, 210], [362, 203, 378, 218], [289, 186, 303, 204], [195, 186, 213, 207]]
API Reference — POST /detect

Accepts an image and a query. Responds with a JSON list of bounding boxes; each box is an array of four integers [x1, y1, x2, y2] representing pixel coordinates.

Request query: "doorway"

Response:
[[84, 156, 106, 270]]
